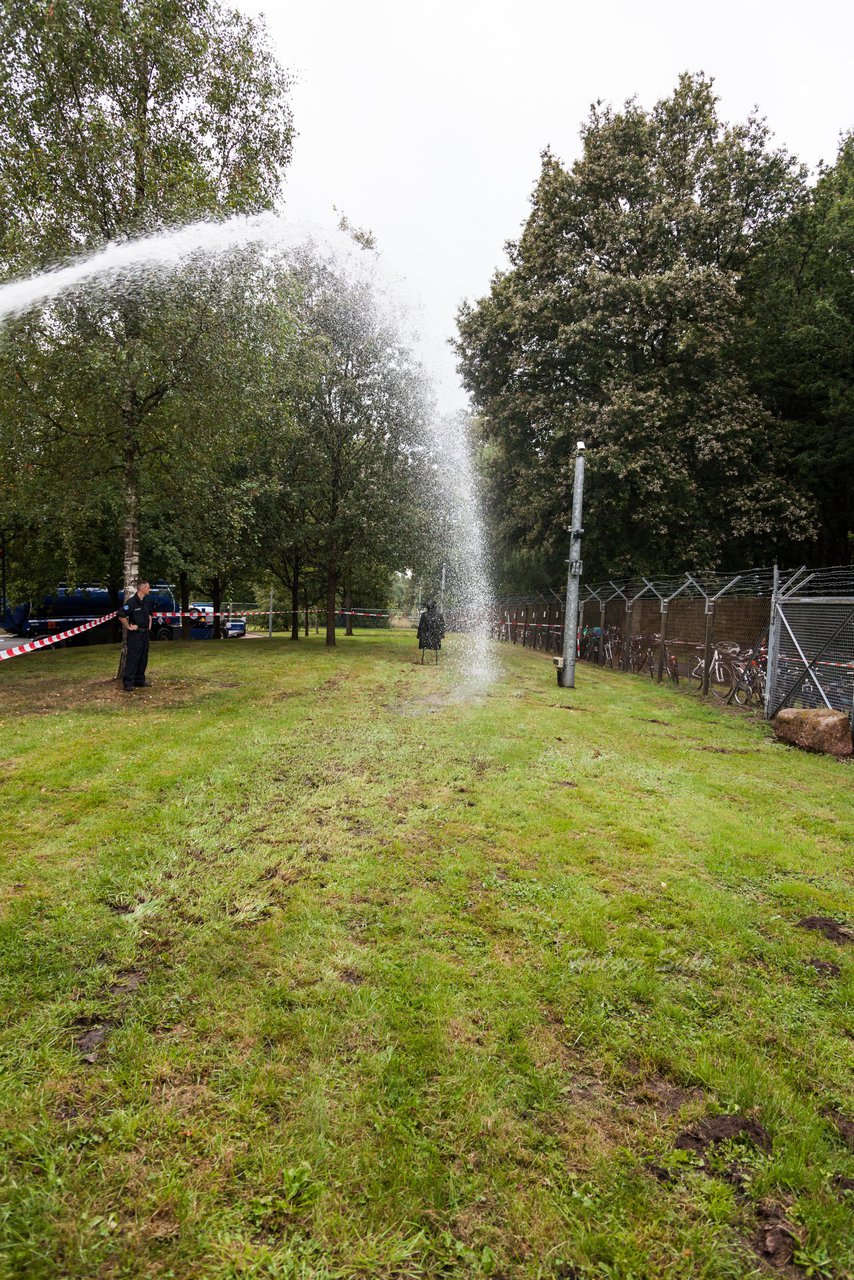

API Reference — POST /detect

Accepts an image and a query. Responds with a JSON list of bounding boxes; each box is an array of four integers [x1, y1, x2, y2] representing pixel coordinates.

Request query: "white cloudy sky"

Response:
[[237, 0, 852, 412]]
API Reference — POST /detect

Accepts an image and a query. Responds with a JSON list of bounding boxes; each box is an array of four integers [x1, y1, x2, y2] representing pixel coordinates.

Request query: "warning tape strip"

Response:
[[16, 607, 390, 626], [150, 608, 389, 620], [0, 611, 118, 662], [2, 605, 391, 654]]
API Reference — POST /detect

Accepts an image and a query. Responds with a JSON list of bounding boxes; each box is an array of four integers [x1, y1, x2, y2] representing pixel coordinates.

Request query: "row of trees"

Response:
[[456, 74, 853, 588], [0, 0, 438, 643]]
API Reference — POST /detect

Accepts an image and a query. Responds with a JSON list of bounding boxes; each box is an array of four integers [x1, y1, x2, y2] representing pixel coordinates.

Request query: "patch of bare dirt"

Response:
[[338, 967, 365, 985], [73, 1020, 115, 1064], [826, 1110, 854, 1149], [806, 957, 841, 977], [797, 916, 853, 945], [751, 1201, 800, 1274], [107, 969, 145, 996], [675, 1113, 772, 1154], [632, 1076, 704, 1117]]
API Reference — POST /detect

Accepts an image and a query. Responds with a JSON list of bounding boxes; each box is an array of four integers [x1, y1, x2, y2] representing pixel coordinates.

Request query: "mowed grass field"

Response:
[[0, 631, 852, 1280]]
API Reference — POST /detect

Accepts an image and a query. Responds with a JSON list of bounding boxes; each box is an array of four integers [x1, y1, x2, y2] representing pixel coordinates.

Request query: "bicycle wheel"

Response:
[[688, 661, 704, 692], [709, 660, 733, 699], [729, 669, 753, 705]]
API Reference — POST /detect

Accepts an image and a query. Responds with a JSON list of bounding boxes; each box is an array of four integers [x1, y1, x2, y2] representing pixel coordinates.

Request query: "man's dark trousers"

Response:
[[123, 631, 149, 690]]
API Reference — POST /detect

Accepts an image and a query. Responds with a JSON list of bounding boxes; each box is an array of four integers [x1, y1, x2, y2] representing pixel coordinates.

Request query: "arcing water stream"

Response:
[[0, 209, 496, 689], [0, 211, 292, 324]]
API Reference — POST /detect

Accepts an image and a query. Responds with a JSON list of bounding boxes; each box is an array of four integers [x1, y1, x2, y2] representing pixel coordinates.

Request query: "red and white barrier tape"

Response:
[[0, 611, 118, 662], [150, 608, 389, 620]]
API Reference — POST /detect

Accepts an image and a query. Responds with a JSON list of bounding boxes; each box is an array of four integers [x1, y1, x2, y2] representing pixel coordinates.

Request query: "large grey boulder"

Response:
[[772, 708, 853, 758]]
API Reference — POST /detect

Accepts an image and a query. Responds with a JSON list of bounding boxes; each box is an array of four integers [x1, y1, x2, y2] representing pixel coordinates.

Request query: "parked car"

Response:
[[188, 603, 247, 639]]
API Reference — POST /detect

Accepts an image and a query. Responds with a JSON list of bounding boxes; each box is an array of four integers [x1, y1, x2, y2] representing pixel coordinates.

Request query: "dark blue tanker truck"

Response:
[[3, 583, 247, 643], [2, 583, 182, 643]]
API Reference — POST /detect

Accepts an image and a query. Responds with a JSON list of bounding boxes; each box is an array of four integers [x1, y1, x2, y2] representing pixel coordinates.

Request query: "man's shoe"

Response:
[[123, 685, 134, 692]]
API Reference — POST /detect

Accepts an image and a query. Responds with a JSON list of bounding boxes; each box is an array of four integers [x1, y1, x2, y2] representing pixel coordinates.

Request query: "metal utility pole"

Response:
[[439, 562, 446, 615], [560, 442, 586, 688]]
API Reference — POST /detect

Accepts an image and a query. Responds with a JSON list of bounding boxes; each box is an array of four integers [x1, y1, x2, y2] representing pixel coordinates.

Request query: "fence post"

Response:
[[764, 565, 781, 719], [701, 601, 715, 696], [622, 600, 633, 672], [657, 601, 669, 683], [598, 600, 606, 664]]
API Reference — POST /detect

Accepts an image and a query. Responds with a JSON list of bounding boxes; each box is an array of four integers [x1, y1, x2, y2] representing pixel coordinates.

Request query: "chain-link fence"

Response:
[[490, 565, 854, 722], [765, 567, 854, 719]]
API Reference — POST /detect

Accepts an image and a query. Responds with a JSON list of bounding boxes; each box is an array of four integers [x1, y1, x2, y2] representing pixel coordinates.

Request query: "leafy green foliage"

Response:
[[0, 0, 293, 265], [742, 135, 854, 565], [0, 0, 294, 597], [456, 74, 826, 586]]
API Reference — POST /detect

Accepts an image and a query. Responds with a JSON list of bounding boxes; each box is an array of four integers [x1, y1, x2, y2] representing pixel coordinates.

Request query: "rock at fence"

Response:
[[772, 708, 853, 758]]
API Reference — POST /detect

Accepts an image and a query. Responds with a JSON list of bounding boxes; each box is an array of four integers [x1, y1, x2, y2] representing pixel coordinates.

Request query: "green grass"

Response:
[[0, 631, 851, 1280]]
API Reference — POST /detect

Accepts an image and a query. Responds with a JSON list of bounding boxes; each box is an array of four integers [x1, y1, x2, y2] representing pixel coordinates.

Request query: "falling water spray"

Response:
[[0, 210, 498, 691], [428, 411, 497, 692]]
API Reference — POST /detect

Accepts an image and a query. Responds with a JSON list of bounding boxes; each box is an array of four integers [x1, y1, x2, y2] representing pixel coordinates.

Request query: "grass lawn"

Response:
[[0, 631, 851, 1280]]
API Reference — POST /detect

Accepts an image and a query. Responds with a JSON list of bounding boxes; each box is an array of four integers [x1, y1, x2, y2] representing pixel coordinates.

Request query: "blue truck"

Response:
[[2, 584, 245, 643]]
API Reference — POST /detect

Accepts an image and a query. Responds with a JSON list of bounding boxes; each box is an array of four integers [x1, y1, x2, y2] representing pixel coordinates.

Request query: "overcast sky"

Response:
[[236, 0, 853, 412]]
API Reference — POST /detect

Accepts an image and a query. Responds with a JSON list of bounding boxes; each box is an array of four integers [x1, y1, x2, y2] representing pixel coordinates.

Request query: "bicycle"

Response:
[[603, 626, 622, 669], [629, 635, 647, 674], [649, 638, 680, 683], [688, 644, 736, 699], [728, 647, 767, 706]]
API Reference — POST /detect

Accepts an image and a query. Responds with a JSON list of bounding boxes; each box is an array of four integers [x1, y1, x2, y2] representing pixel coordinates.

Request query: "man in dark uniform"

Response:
[[119, 580, 153, 691]]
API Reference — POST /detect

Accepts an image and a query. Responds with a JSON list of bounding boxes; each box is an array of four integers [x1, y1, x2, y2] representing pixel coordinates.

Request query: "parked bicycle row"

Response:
[[491, 614, 833, 711]]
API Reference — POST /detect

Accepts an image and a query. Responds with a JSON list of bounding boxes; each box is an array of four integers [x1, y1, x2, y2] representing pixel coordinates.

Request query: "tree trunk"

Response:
[[303, 586, 309, 637], [211, 575, 222, 640], [344, 578, 354, 637], [291, 555, 300, 641], [180, 569, 191, 640], [121, 431, 141, 594], [325, 560, 337, 647], [116, 407, 141, 680]]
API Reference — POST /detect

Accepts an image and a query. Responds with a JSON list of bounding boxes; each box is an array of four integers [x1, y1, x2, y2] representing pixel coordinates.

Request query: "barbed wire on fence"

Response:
[[488, 565, 854, 722]]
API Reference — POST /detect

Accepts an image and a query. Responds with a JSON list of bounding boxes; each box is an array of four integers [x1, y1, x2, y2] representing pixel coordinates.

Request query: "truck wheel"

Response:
[[156, 627, 173, 641]]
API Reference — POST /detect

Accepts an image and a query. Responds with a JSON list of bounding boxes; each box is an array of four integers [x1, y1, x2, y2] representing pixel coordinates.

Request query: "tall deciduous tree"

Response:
[[0, 0, 293, 598], [742, 135, 854, 564], [456, 73, 815, 585], [285, 253, 428, 646]]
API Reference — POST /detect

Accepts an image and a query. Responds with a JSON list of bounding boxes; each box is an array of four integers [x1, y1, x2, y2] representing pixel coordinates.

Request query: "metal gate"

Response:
[[765, 567, 854, 720]]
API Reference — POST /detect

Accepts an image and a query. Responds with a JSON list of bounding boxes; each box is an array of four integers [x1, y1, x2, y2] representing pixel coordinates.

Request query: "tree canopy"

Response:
[[456, 73, 850, 588]]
